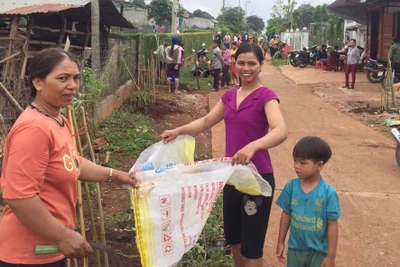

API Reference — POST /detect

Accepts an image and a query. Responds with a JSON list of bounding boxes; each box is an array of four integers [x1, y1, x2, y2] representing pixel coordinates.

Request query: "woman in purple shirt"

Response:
[[161, 43, 287, 267]]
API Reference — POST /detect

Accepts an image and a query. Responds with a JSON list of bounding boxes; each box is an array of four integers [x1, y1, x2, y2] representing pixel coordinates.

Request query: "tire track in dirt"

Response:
[[210, 61, 400, 266]]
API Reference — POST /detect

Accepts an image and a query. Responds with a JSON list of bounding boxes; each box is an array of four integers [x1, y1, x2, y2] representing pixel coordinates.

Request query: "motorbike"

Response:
[[391, 128, 400, 166], [366, 59, 386, 83], [296, 45, 318, 68], [381, 65, 400, 88], [288, 51, 299, 67]]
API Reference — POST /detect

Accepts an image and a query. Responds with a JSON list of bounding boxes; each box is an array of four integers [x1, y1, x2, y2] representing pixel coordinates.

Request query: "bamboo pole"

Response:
[[67, 106, 88, 267], [69, 107, 101, 267], [81, 106, 109, 267], [121, 57, 149, 105], [0, 81, 24, 112]]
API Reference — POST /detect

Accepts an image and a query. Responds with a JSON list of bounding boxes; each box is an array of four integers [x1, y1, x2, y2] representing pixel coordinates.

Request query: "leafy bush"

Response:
[[102, 109, 158, 158]]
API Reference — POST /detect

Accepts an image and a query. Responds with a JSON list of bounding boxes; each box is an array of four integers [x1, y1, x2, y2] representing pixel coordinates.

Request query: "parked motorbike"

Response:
[[296, 45, 318, 68], [381, 66, 400, 88], [366, 58, 386, 83], [288, 51, 299, 67], [391, 128, 400, 166]]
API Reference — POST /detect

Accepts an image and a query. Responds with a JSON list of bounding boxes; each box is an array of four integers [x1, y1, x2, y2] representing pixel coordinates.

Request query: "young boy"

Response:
[[276, 136, 341, 267]]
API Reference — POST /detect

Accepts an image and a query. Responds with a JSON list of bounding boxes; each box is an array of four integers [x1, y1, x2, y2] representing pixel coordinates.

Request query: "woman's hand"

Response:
[[56, 229, 93, 259], [174, 64, 179, 70], [160, 129, 179, 144], [231, 143, 257, 166], [112, 170, 138, 188]]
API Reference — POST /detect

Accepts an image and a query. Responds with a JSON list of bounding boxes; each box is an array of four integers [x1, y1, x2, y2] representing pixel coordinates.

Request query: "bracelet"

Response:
[[108, 168, 113, 182]]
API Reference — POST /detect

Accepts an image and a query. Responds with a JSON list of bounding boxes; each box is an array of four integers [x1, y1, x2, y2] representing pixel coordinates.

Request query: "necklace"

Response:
[[29, 104, 64, 127]]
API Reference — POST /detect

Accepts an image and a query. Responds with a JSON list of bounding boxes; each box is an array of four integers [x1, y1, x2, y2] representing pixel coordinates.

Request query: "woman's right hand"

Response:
[[56, 229, 93, 258], [160, 129, 179, 144]]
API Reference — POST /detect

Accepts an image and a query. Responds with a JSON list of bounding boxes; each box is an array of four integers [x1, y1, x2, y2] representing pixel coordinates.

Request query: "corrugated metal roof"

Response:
[[2, 3, 81, 15], [0, 0, 134, 28]]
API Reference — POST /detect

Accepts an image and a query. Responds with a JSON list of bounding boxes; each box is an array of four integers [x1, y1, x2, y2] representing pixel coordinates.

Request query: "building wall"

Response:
[[184, 17, 215, 29]]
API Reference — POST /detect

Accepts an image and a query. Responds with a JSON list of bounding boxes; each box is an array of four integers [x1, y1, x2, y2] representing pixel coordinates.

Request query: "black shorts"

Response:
[[223, 173, 275, 259], [0, 259, 65, 267]]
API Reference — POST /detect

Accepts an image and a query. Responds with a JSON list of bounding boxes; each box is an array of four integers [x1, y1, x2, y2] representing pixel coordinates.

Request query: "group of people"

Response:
[[311, 40, 366, 89], [154, 37, 185, 94], [0, 44, 341, 267], [163, 43, 341, 267]]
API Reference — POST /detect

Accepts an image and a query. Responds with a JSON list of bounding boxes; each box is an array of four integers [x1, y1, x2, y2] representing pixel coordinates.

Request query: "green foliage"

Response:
[[216, 7, 246, 34], [246, 15, 265, 32], [147, 0, 172, 26], [107, 205, 135, 229], [217, 25, 232, 37], [102, 109, 158, 158], [134, 0, 146, 6], [179, 63, 213, 91], [272, 58, 288, 67], [181, 29, 210, 33], [192, 9, 214, 19], [293, 4, 315, 29], [178, 196, 234, 267]]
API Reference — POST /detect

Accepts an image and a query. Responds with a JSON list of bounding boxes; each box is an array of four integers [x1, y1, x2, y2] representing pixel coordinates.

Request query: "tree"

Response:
[[246, 15, 265, 33], [285, 0, 297, 31], [216, 7, 246, 34], [192, 9, 214, 19], [293, 4, 315, 29], [267, 0, 288, 36], [134, 0, 146, 6], [147, 0, 172, 26], [91, 0, 101, 75]]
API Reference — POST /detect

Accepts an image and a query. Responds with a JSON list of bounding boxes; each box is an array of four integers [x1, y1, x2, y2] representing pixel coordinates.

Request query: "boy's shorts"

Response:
[[287, 249, 327, 267], [223, 173, 275, 259]]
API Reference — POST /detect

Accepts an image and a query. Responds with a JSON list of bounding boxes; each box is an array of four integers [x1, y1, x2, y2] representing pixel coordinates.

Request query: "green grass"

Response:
[[101, 108, 158, 158], [180, 63, 213, 91], [272, 58, 288, 67]]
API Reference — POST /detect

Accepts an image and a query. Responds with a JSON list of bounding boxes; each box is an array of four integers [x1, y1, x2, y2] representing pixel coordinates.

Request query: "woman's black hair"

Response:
[[350, 39, 356, 43], [170, 44, 175, 56], [29, 48, 78, 98], [234, 43, 264, 64], [293, 136, 332, 163]]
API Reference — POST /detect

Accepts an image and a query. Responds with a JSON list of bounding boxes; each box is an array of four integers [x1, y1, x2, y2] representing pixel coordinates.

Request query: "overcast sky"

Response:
[[146, 0, 336, 22]]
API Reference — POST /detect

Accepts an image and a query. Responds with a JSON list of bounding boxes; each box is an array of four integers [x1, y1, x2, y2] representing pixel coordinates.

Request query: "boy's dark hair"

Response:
[[293, 136, 332, 163]]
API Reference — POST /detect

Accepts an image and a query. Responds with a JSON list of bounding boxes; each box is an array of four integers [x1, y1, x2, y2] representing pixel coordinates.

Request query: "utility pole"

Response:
[[171, 0, 179, 33], [238, 0, 240, 13], [222, 0, 225, 25], [245, 0, 251, 18]]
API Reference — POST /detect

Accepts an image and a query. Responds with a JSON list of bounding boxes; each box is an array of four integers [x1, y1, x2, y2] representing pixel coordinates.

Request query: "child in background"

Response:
[[276, 136, 341, 267], [221, 42, 231, 89]]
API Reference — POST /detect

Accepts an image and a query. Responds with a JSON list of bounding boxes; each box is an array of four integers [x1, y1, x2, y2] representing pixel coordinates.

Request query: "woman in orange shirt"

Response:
[[0, 48, 137, 266]]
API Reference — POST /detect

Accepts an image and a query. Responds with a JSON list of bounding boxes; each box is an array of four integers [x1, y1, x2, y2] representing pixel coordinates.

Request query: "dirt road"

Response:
[[210, 61, 400, 266]]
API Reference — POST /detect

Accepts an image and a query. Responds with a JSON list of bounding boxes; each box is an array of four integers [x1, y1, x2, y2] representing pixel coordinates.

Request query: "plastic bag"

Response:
[[130, 135, 272, 267]]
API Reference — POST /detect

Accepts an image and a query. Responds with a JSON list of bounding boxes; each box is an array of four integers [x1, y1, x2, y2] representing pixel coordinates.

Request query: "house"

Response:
[[0, 0, 133, 128], [328, 0, 400, 60], [184, 17, 217, 30], [344, 19, 367, 49], [113, 0, 149, 29]]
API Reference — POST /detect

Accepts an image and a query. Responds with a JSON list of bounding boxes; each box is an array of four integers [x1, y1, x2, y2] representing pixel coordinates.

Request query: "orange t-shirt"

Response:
[[0, 107, 80, 264]]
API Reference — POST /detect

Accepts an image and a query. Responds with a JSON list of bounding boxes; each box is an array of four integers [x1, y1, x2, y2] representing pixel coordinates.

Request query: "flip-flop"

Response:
[[174, 91, 182, 94]]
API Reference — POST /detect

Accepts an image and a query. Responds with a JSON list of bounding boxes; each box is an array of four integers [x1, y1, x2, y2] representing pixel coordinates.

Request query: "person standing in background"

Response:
[[153, 38, 169, 83], [221, 42, 231, 89], [341, 39, 360, 89], [211, 39, 225, 92]]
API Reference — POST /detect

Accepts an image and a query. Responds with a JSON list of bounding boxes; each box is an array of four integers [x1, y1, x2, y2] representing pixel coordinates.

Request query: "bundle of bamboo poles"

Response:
[[382, 55, 397, 109], [67, 106, 109, 267]]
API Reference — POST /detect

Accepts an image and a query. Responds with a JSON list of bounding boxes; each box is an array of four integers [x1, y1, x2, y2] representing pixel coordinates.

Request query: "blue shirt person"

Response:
[[276, 136, 341, 267]]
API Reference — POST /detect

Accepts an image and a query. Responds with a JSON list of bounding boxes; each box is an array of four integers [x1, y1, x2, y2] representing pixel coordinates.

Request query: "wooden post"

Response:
[[57, 13, 67, 47], [0, 82, 24, 113], [20, 17, 34, 79], [84, 20, 90, 49], [3, 18, 19, 82]]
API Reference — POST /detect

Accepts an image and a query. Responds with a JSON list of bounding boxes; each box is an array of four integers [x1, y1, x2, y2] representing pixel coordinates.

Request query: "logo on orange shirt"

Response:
[[63, 145, 80, 172]]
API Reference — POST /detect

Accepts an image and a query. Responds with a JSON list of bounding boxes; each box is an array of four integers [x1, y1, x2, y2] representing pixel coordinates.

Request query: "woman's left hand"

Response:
[[231, 143, 257, 166], [112, 170, 138, 188]]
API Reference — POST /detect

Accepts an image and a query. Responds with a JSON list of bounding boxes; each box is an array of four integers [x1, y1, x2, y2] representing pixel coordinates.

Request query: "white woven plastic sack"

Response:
[[129, 135, 272, 267]]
